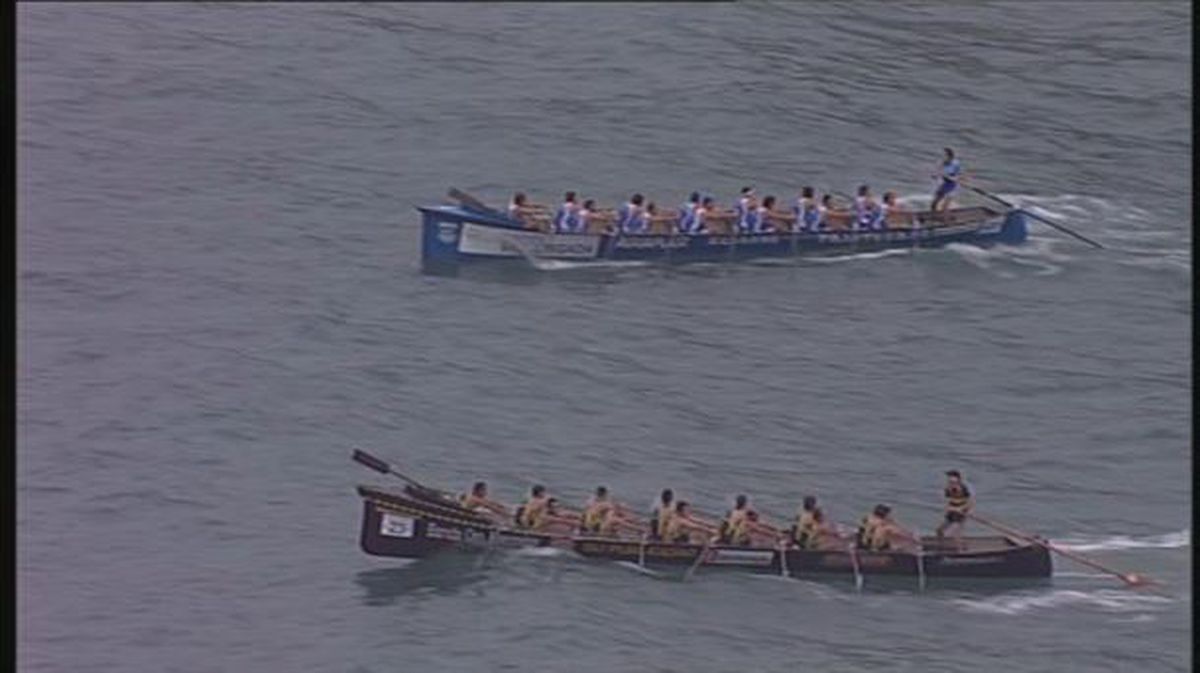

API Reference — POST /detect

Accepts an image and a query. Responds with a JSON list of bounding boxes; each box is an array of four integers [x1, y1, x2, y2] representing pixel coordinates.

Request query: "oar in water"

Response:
[[684, 539, 712, 581], [966, 185, 1105, 249], [969, 513, 1153, 588], [350, 448, 458, 504]]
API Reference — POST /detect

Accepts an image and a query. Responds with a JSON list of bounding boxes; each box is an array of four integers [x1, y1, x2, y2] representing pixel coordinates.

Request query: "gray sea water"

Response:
[[17, 2, 1191, 672]]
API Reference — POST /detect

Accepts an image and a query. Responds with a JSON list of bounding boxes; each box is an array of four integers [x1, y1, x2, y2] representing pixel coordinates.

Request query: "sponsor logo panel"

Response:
[[458, 224, 599, 259], [379, 514, 415, 538]]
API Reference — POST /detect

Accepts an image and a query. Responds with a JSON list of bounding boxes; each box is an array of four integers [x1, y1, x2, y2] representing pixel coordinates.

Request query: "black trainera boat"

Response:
[[356, 485, 1052, 581]]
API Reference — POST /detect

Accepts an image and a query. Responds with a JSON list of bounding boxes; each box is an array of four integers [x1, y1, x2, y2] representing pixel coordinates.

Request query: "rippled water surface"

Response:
[[18, 3, 1191, 672]]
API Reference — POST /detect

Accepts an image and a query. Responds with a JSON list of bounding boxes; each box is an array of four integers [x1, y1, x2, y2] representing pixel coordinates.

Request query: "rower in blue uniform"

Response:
[[793, 187, 821, 232], [553, 191, 579, 234], [618, 194, 648, 234], [735, 186, 756, 233], [854, 185, 882, 231], [677, 192, 703, 234], [931, 147, 963, 212], [756, 196, 788, 233]]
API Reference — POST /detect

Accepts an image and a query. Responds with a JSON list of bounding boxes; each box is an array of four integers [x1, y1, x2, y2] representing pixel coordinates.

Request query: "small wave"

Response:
[[1055, 529, 1189, 552], [954, 589, 1173, 616]]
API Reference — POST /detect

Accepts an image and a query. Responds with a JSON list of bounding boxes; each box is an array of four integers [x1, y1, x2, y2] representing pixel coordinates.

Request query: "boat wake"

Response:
[[952, 588, 1175, 617], [802, 248, 914, 265], [1054, 529, 1190, 553], [526, 259, 653, 272], [512, 546, 571, 558]]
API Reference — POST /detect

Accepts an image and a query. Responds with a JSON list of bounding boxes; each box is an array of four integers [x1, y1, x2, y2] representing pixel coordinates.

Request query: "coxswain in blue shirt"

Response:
[[931, 147, 963, 212], [553, 191, 579, 234]]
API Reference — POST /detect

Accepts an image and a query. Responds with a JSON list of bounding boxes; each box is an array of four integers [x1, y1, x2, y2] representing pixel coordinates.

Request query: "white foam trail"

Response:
[[514, 546, 570, 558], [527, 259, 651, 272], [613, 561, 666, 578], [954, 589, 1173, 616], [943, 243, 1015, 278], [804, 247, 913, 264], [1055, 529, 1190, 553]]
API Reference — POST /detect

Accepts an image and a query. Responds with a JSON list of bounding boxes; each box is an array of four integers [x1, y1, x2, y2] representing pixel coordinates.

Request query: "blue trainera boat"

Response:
[[417, 193, 1029, 274]]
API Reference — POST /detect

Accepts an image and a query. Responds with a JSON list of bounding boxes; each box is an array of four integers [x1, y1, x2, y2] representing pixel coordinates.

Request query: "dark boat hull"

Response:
[[417, 204, 1030, 274], [357, 486, 1052, 580]]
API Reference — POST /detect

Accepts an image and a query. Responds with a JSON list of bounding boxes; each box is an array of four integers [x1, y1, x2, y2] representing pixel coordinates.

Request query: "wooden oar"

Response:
[[966, 185, 1105, 249], [969, 513, 1154, 588], [447, 187, 507, 219], [351, 448, 458, 504]]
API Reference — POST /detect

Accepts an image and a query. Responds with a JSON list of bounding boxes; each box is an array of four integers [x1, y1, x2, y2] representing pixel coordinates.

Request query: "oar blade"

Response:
[[352, 449, 391, 475]]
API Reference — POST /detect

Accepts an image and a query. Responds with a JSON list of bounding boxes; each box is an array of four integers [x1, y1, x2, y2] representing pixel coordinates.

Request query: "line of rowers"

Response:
[[506, 184, 926, 237], [458, 470, 975, 552]]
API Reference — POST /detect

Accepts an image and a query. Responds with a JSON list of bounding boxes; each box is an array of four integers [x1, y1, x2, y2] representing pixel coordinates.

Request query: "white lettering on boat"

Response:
[[932, 555, 1003, 565], [425, 523, 462, 541], [458, 223, 600, 259], [379, 513, 415, 538], [436, 221, 460, 244]]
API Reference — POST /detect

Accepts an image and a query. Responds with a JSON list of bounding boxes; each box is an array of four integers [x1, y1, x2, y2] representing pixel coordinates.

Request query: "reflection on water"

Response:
[[354, 556, 492, 605]]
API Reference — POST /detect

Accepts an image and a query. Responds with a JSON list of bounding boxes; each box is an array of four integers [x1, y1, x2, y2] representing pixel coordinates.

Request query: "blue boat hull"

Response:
[[418, 204, 1029, 274]]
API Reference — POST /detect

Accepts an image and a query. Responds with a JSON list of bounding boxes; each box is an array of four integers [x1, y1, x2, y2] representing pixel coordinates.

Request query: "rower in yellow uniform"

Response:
[[459, 481, 510, 521], [663, 501, 720, 544], [934, 469, 974, 550], [718, 494, 751, 543], [859, 504, 920, 553], [735, 510, 784, 547], [537, 497, 581, 535], [515, 484, 550, 529], [579, 486, 644, 537], [649, 489, 675, 540], [790, 495, 819, 548], [806, 508, 842, 550]]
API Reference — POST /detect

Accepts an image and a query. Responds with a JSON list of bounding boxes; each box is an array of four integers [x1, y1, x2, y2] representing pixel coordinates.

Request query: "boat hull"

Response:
[[357, 486, 1052, 580], [418, 204, 1029, 274]]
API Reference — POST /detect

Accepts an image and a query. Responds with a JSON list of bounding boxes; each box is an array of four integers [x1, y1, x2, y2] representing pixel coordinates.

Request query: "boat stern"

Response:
[[998, 209, 1030, 245]]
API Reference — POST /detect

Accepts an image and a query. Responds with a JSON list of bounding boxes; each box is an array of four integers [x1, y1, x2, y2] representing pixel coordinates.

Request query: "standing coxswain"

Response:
[[930, 147, 964, 212], [934, 469, 974, 549]]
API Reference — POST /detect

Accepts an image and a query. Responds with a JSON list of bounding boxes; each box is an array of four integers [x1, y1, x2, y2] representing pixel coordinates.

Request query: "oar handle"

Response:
[[968, 513, 1151, 587], [966, 185, 1105, 249]]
